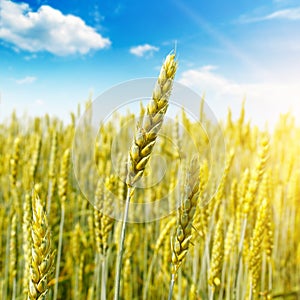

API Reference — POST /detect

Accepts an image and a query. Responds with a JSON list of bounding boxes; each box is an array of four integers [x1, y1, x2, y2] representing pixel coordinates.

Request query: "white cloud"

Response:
[[24, 54, 37, 60], [0, 0, 111, 56], [179, 66, 243, 98], [130, 44, 159, 57], [178, 66, 300, 127], [92, 4, 104, 30], [265, 7, 300, 20], [16, 76, 37, 84], [238, 7, 300, 23]]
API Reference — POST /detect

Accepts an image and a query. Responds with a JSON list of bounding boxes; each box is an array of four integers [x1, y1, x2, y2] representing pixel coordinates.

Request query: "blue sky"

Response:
[[0, 0, 300, 127]]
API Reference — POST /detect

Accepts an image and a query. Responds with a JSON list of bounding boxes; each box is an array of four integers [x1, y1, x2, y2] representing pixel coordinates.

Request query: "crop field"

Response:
[[0, 54, 299, 300]]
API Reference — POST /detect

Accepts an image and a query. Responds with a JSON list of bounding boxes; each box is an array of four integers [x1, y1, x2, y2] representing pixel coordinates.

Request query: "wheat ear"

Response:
[[23, 194, 32, 295], [168, 157, 200, 300], [9, 213, 17, 300], [208, 219, 224, 300], [249, 198, 268, 299], [47, 130, 57, 214], [114, 53, 177, 300], [126, 53, 177, 186], [28, 192, 55, 300]]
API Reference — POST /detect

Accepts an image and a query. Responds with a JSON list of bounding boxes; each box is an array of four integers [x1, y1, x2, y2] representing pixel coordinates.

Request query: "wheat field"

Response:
[[0, 54, 299, 300]]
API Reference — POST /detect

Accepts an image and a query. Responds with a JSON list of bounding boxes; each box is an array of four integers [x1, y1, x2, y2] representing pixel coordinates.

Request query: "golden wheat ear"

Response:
[[28, 191, 55, 300], [171, 156, 200, 277], [168, 157, 201, 300], [126, 53, 177, 187]]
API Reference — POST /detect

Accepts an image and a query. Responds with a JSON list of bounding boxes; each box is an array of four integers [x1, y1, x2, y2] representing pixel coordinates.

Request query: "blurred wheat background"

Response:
[[0, 59, 299, 299]]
